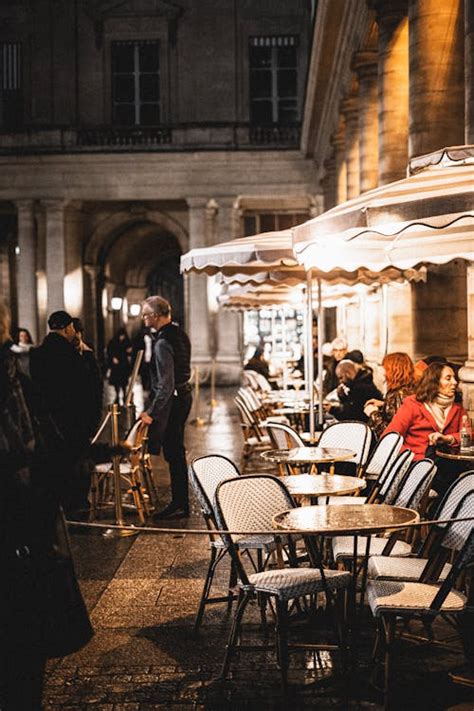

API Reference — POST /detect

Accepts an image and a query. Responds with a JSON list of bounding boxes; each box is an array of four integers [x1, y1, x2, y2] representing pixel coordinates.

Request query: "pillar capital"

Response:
[[15, 199, 35, 212], [186, 196, 209, 211], [370, 0, 408, 24], [340, 96, 359, 122], [352, 49, 378, 80], [40, 199, 68, 216]]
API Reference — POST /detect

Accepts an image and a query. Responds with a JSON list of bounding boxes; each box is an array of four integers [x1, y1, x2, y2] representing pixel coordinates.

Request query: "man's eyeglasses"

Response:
[[142, 311, 155, 319]]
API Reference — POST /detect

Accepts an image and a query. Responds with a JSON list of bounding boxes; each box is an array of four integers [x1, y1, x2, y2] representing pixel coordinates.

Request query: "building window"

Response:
[[249, 36, 298, 125], [0, 43, 23, 129], [112, 40, 160, 126], [243, 212, 308, 237]]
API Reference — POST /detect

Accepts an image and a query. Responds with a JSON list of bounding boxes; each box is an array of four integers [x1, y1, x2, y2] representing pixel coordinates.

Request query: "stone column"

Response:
[[408, 0, 465, 158], [341, 94, 360, 199], [186, 197, 212, 368], [83, 263, 100, 351], [373, 0, 409, 184], [215, 196, 241, 385], [459, 263, 474, 418], [15, 200, 38, 341], [465, 0, 474, 143], [331, 122, 347, 204], [321, 155, 337, 211], [42, 200, 66, 315], [353, 49, 379, 193]]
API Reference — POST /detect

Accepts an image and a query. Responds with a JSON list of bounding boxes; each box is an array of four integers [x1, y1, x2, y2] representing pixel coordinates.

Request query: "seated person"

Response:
[[364, 352, 415, 439], [382, 362, 468, 495], [322, 337, 348, 395], [244, 347, 270, 380], [324, 359, 382, 422]]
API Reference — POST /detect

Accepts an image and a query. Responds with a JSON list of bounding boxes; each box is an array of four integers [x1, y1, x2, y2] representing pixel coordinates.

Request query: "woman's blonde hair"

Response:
[[0, 298, 11, 345]]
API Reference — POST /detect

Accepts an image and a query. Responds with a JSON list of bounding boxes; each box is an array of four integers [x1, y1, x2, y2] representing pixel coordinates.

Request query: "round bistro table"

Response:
[[261, 446, 355, 475], [273, 504, 419, 648], [281, 473, 366, 502]]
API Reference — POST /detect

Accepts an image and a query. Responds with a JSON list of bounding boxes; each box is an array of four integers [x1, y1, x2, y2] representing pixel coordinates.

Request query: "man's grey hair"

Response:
[[143, 295, 172, 317]]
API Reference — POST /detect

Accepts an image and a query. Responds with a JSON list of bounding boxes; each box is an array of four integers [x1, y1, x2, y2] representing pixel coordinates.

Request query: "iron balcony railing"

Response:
[[0, 122, 301, 154]]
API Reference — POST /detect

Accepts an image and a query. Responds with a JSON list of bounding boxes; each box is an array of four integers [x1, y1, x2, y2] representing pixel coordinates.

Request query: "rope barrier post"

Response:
[[107, 402, 138, 538], [190, 365, 205, 427]]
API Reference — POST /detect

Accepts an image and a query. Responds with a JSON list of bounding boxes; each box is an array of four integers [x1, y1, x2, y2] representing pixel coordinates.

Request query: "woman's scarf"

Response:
[[424, 392, 455, 431]]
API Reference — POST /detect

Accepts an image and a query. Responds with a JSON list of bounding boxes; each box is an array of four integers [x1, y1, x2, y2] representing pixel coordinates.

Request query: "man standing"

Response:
[[30, 310, 94, 511], [139, 296, 192, 519]]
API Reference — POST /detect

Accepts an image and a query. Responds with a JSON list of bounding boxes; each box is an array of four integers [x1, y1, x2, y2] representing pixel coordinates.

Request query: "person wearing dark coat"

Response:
[[72, 318, 103, 434], [244, 347, 270, 380], [29, 311, 97, 512], [324, 358, 383, 423], [106, 328, 132, 404], [139, 296, 192, 519]]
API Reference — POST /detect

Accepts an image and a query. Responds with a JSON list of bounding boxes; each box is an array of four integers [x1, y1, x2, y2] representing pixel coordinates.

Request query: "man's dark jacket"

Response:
[[29, 333, 94, 451], [333, 368, 383, 423]]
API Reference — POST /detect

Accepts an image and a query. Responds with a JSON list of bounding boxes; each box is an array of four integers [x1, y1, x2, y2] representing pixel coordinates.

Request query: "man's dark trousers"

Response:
[[162, 390, 193, 510]]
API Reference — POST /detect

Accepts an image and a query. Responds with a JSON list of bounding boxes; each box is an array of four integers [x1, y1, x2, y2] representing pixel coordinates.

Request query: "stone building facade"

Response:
[[0, 0, 315, 382], [302, 0, 474, 412]]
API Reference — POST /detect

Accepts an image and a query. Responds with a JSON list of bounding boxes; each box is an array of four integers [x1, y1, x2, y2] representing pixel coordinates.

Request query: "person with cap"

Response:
[[29, 310, 96, 512], [139, 296, 192, 519]]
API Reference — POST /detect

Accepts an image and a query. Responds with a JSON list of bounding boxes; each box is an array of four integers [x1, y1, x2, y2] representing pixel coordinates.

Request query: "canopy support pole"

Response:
[[317, 277, 324, 427], [306, 269, 315, 438]]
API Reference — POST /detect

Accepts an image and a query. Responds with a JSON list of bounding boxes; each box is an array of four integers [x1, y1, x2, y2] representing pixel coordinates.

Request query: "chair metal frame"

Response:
[[214, 474, 351, 689], [189, 455, 276, 633]]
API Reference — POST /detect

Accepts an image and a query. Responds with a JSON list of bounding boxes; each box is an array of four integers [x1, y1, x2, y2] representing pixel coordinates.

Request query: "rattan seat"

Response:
[[367, 579, 466, 616], [367, 555, 451, 582], [332, 535, 412, 561], [246, 567, 351, 600]]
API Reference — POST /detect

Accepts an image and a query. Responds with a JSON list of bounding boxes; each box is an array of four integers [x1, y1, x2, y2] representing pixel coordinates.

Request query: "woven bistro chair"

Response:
[[368, 471, 474, 583], [214, 474, 351, 689], [368, 525, 474, 710], [331, 457, 435, 565], [189, 455, 277, 633], [265, 421, 308, 475], [234, 396, 271, 471], [317, 421, 373, 476], [90, 419, 153, 523], [321, 432, 404, 506]]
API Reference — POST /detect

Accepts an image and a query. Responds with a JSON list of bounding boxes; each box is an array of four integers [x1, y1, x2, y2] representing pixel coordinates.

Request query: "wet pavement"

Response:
[[44, 389, 473, 710]]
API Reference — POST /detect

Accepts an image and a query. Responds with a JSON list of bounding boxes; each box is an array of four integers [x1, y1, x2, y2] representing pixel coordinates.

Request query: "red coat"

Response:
[[382, 394, 467, 460]]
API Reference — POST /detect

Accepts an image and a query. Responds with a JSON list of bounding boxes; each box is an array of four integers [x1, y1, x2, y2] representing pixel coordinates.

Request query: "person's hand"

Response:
[[139, 412, 153, 425], [365, 398, 384, 409], [427, 432, 455, 446], [363, 403, 379, 417]]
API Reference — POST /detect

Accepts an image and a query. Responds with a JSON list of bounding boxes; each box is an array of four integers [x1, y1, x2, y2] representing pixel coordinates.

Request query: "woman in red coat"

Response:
[[383, 362, 469, 493]]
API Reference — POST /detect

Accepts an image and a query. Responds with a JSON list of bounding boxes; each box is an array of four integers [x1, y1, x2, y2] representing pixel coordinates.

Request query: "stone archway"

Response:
[[83, 206, 188, 356]]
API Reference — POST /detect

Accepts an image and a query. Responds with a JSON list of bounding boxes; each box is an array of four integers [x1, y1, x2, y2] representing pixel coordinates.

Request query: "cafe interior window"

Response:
[[249, 36, 298, 125], [112, 40, 160, 126]]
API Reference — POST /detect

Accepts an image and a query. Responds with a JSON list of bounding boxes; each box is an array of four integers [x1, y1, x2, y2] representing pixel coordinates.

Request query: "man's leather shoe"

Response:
[[152, 503, 189, 520]]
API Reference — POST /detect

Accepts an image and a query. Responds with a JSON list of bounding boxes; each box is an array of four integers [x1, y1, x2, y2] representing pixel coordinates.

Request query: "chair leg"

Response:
[[383, 614, 396, 711], [194, 546, 221, 634], [275, 599, 289, 693], [218, 590, 250, 681]]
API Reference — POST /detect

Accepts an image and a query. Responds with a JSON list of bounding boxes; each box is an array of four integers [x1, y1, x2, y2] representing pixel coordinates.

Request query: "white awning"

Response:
[[293, 146, 474, 273]]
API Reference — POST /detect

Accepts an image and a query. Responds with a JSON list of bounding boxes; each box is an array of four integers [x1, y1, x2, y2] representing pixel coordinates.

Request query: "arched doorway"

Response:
[[147, 253, 184, 325]]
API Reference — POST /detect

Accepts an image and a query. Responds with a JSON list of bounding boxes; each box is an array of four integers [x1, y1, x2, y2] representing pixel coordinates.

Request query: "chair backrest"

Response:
[[435, 471, 474, 525], [238, 386, 261, 413], [430, 528, 474, 612], [214, 474, 295, 585], [440, 494, 474, 553], [318, 421, 373, 470], [125, 419, 144, 448], [392, 459, 437, 510], [266, 421, 305, 449], [364, 432, 403, 477], [234, 396, 256, 431], [253, 372, 272, 392], [377, 449, 414, 502], [242, 370, 259, 389], [189, 455, 241, 518]]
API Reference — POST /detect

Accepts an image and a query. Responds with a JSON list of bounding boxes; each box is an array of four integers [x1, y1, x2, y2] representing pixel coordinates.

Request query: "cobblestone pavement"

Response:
[[43, 389, 473, 710]]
